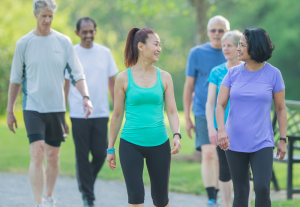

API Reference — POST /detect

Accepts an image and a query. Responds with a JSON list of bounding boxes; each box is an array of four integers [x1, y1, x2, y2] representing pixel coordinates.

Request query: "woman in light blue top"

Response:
[[206, 30, 253, 207]]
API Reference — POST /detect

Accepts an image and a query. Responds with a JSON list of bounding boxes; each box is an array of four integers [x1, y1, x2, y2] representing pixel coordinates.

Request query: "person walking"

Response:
[[206, 30, 253, 207], [184, 15, 230, 206], [216, 28, 287, 207], [7, 1, 92, 207], [106, 27, 181, 207], [65, 17, 119, 207]]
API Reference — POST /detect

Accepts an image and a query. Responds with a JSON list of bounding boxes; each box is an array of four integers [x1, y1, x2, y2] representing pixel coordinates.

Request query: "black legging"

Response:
[[119, 138, 171, 207], [226, 147, 273, 207]]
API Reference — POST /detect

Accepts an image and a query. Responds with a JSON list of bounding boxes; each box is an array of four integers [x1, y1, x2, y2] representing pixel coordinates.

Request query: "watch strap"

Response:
[[173, 133, 181, 139]]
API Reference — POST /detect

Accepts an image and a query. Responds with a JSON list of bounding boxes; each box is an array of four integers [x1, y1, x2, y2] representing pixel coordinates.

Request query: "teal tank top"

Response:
[[120, 67, 169, 146]]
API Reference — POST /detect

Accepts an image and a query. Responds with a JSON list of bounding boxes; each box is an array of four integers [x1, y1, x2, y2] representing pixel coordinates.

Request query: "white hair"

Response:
[[207, 15, 230, 31], [33, 0, 57, 13], [221, 30, 242, 47]]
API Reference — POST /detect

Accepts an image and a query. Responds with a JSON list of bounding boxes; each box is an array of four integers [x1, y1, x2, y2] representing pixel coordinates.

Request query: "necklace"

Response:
[[141, 69, 153, 80]]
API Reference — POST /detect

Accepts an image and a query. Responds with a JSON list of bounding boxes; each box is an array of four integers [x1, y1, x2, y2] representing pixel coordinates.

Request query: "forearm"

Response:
[[276, 108, 287, 138], [206, 102, 215, 129], [7, 83, 21, 113], [183, 85, 193, 120], [216, 104, 226, 131], [167, 111, 180, 134], [64, 79, 70, 106], [74, 79, 89, 97], [108, 113, 124, 148], [109, 87, 115, 104]]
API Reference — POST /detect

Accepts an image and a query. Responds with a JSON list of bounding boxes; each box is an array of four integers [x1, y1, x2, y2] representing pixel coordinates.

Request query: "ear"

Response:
[[137, 42, 144, 52], [207, 29, 210, 36], [94, 29, 97, 35], [34, 12, 38, 19], [75, 30, 79, 36]]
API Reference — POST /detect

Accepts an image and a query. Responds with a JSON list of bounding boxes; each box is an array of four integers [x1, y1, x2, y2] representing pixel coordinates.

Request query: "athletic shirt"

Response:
[[120, 67, 169, 147]]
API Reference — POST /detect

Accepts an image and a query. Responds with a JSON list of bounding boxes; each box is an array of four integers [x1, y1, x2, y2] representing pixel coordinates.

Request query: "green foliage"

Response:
[[0, 0, 299, 114]]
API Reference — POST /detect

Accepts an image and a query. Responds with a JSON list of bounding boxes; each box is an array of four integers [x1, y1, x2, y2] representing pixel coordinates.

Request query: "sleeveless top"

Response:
[[120, 67, 169, 146]]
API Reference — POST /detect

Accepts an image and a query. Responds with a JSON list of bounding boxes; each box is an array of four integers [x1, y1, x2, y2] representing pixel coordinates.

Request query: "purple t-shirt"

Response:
[[222, 63, 285, 152]]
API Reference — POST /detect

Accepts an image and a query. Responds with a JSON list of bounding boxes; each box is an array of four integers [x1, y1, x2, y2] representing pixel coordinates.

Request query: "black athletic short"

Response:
[[23, 110, 66, 147]]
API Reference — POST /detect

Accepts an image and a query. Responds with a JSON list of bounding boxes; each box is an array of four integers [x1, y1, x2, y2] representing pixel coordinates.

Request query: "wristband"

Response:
[[83, 95, 90, 100], [279, 137, 287, 143], [173, 133, 182, 139], [107, 148, 115, 154]]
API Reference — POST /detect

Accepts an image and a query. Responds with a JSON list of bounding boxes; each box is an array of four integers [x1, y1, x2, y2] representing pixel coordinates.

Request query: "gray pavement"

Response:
[[0, 173, 207, 207]]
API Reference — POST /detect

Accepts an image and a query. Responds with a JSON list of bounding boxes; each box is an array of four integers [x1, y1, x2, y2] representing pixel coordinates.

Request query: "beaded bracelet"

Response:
[[107, 148, 115, 154]]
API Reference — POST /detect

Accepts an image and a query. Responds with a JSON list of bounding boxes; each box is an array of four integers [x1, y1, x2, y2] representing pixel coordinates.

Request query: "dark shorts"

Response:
[[23, 110, 66, 147], [195, 115, 210, 151]]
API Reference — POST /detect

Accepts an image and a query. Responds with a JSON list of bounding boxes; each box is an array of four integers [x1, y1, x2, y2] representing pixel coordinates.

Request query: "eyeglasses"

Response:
[[210, 29, 225, 34], [237, 42, 247, 48]]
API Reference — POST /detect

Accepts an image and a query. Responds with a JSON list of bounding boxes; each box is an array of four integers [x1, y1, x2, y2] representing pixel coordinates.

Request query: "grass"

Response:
[[1, 110, 300, 206]]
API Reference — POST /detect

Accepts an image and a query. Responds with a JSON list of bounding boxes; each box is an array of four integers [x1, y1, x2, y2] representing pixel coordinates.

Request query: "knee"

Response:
[[30, 143, 44, 165], [202, 149, 216, 162], [254, 183, 270, 197], [92, 150, 107, 161], [46, 151, 60, 164], [153, 197, 169, 207], [128, 192, 144, 205]]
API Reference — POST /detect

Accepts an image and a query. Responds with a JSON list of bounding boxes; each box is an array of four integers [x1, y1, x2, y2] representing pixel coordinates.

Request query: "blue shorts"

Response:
[[195, 115, 210, 151]]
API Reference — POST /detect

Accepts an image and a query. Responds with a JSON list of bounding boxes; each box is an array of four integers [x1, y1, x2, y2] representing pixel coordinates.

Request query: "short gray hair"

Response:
[[207, 15, 230, 31], [221, 30, 242, 47], [33, 0, 57, 13]]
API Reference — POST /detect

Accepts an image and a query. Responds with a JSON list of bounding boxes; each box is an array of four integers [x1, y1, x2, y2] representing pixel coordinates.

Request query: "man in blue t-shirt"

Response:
[[183, 15, 229, 206]]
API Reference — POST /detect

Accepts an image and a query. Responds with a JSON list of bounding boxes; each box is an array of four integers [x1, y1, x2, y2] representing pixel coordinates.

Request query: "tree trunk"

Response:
[[189, 0, 208, 45]]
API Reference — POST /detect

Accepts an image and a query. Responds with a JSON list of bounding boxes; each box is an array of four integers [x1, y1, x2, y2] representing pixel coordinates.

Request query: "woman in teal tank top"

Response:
[[107, 27, 181, 207]]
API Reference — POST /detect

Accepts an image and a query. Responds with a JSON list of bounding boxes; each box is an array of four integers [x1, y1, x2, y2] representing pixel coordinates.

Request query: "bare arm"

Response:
[[206, 82, 218, 146], [274, 90, 287, 161], [74, 79, 93, 119], [108, 76, 116, 104], [64, 79, 70, 135], [163, 71, 181, 154], [216, 85, 230, 150], [183, 76, 195, 139], [7, 83, 22, 133], [107, 72, 127, 170]]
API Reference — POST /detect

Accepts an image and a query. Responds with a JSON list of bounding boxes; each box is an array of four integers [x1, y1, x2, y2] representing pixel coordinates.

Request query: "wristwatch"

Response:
[[173, 133, 182, 139], [279, 137, 288, 143], [83, 95, 91, 100]]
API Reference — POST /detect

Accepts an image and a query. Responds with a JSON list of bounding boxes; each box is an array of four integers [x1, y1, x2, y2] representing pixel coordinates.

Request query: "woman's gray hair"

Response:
[[33, 0, 57, 13], [207, 15, 230, 31], [221, 30, 243, 47]]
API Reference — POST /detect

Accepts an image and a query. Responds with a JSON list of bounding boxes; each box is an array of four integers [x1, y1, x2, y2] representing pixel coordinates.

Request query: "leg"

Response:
[[145, 140, 171, 207], [226, 150, 250, 207], [90, 118, 108, 182], [29, 139, 46, 205], [249, 147, 273, 207], [201, 144, 218, 200], [71, 118, 95, 202], [44, 142, 61, 199], [119, 139, 145, 205], [217, 146, 232, 207]]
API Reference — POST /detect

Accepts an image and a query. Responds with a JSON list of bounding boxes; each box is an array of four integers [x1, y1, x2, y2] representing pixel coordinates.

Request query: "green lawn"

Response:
[[1, 111, 300, 206]]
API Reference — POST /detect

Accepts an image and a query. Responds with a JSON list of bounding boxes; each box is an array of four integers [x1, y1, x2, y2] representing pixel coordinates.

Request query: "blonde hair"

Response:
[[33, 0, 57, 13], [207, 15, 230, 31], [221, 30, 242, 47]]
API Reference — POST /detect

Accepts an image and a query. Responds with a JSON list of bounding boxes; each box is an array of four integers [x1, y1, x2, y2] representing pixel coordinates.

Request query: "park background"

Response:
[[0, 0, 300, 206]]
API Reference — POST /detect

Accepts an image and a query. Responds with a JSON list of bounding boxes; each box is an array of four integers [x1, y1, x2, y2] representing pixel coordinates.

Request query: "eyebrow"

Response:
[[153, 41, 161, 43]]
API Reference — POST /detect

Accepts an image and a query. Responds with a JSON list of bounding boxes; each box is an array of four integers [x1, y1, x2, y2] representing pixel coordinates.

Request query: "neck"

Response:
[[34, 26, 51, 36], [226, 59, 242, 69], [134, 59, 154, 72], [244, 60, 265, 71], [210, 42, 222, 49], [80, 42, 93, 49]]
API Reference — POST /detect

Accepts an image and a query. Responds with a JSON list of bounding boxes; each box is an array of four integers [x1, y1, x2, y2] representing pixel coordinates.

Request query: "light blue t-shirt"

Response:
[[207, 63, 229, 129], [186, 42, 226, 116], [222, 63, 285, 152]]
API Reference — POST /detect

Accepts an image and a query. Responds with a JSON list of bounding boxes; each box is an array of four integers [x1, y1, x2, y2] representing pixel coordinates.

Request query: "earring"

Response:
[[141, 49, 143, 51]]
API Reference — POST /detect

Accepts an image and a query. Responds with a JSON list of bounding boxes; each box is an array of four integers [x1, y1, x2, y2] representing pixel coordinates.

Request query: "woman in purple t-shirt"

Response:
[[216, 28, 287, 207]]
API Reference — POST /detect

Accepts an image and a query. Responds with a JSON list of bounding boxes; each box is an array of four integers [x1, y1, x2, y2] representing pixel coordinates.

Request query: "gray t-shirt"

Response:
[[10, 30, 85, 113]]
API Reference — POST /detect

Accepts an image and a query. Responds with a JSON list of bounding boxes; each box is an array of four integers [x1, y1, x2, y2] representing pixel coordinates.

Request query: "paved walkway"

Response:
[[0, 173, 207, 207]]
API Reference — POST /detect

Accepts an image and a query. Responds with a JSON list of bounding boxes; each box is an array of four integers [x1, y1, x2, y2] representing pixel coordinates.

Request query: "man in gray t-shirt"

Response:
[[7, 1, 92, 207]]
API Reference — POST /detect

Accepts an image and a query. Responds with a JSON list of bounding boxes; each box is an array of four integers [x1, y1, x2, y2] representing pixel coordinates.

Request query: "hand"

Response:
[[106, 153, 116, 170], [185, 118, 195, 139], [7, 112, 18, 133], [208, 126, 218, 146], [277, 140, 287, 161], [218, 129, 230, 150], [65, 122, 69, 135], [83, 98, 93, 119], [171, 136, 181, 154]]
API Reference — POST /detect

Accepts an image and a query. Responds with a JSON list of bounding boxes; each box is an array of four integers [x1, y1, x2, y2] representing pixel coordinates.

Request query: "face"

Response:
[[237, 35, 251, 61], [34, 8, 54, 31], [139, 33, 161, 63], [222, 38, 238, 61], [76, 21, 96, 46], [207, 22, 227, 47]]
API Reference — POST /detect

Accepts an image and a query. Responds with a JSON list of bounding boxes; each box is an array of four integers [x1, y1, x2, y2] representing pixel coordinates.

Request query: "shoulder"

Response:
[[189, 42, 210, 54], [93, 42, 110, 51], [160, 69, 172, 80], [52, 30, 72, 45], [263, 63, 283, 81], [115, 70, 128, 83], [211, 63, 226, 74], [16, 31, 35, 47]]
